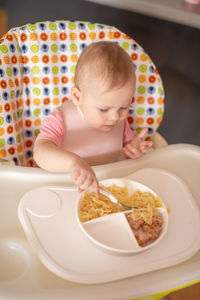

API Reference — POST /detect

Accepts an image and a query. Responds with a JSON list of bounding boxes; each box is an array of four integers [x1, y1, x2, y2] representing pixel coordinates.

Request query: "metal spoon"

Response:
[[99, 187, 144, 211]]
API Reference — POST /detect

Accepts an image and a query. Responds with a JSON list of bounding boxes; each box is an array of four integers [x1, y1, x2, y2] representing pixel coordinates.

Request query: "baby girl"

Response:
[[34, 41, 152, 196]]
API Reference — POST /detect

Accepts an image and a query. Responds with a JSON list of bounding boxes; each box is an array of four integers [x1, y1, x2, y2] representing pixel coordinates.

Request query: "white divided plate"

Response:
[[18, 168, 200, 284], [77, 178, 168, 255]]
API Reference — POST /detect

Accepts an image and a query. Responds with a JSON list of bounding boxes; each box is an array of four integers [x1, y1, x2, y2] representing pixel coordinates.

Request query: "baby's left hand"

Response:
[[123, 127, 153, 159]]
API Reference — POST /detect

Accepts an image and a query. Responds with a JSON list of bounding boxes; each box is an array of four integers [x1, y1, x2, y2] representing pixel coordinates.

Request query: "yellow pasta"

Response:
[[78, 191, 124, 222], [78, 184, 163, 224]]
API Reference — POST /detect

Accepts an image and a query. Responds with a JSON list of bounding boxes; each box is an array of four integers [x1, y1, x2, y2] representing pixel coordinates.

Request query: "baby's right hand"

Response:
[[70, 157, 99, 197]]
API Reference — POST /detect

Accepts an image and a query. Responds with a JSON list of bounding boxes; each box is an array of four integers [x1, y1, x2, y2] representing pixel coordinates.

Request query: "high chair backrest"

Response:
[[0, 20, 164, 166]]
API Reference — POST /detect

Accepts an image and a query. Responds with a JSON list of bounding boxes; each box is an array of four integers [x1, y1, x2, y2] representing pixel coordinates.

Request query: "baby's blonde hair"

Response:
[[74, 41, 135, 91]]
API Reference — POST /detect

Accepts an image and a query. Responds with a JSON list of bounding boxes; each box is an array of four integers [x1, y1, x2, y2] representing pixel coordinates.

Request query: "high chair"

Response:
[[0, 21, 199, 300], [0, 20, 166, 167]]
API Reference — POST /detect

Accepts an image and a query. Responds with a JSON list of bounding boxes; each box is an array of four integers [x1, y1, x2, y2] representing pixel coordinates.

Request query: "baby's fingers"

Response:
[[79, 176, 93, 191], [92, 180, 100, 198], [78, 187, 84, 193], [75, 174, 87, 187], [137, 127, 148, 139], [124, 144, 141, 158], [140, 141, 153, 153], [71, 169, 80, 181], [78, 177, 99, 197]]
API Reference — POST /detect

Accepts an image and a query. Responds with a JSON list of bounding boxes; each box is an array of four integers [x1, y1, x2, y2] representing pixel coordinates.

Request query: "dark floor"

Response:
[[4, 0, 200, 145]]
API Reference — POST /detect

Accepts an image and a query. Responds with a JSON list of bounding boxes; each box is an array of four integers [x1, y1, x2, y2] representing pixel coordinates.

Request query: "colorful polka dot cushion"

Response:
[[0, 20, 164, 166]]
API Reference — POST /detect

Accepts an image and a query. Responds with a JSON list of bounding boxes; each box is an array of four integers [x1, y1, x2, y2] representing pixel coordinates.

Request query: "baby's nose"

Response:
[[110, 110, 120, 121]]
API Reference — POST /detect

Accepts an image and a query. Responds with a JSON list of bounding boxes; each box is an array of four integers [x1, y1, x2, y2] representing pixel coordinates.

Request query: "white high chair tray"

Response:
[[18, 168, 200, 284]]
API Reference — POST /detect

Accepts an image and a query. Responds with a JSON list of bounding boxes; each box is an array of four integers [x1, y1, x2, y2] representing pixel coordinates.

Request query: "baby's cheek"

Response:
[[121, 110, 129, 120], [95, 112, 106, 123], [89, 113, 104, 128]]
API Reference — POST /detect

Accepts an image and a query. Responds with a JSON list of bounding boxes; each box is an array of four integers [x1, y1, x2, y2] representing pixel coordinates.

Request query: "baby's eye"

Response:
[[99, 108, 109, 112], [120, 106, 129, 110]]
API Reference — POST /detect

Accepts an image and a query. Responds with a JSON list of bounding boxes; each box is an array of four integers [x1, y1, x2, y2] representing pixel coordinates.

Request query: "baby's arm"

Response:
[[123, 127, 153, 159], [34, 139, 99, 197]]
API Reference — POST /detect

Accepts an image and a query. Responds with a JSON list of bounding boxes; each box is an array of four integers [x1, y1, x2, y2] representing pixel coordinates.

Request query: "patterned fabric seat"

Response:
[[0, 20, 164, 166]]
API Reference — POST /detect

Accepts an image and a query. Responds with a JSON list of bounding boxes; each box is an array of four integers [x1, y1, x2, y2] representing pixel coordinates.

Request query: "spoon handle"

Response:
[[99, 187, 132, 210], [99, 187, 118, 204]]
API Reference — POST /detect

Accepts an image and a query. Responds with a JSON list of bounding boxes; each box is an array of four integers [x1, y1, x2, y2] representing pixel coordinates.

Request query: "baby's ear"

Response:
[[70, 86, 81, 105]]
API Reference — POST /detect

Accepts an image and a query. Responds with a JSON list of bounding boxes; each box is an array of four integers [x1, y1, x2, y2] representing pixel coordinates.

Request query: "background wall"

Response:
[[3, 0, 200, 145]]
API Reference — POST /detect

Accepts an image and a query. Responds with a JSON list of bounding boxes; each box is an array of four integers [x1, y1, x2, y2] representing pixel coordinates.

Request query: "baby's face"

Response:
[[77, 79, 135, 131]]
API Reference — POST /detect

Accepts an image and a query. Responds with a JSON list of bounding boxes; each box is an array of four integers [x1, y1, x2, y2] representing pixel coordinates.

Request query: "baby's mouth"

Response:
[[104, 124, 115, 127], [103, 124, 116, 130]]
